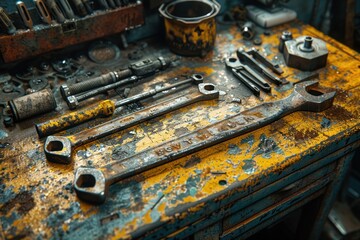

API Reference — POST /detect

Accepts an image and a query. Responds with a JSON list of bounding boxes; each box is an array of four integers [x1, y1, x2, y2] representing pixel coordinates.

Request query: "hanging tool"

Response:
[[246, 48, 284, 75], [237, 48, 287, 85], [34, 0, 52, 24], [60, 57, 172, 100], [36, 74, 204, 137], [16, 1, 34, 29], [44, 83, 219, 164], [44, 0, 66, 23], [0, 7, 16, 34], [69, 0, 88, 16], [73, 80, 336, 203], [57, 0, 75, 19]]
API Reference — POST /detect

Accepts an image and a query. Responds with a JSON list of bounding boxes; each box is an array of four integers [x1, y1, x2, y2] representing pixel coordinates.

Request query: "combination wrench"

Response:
[[73, 81, 336, 203], [36, 74, 204, 137], [44, 83, 220, 164]]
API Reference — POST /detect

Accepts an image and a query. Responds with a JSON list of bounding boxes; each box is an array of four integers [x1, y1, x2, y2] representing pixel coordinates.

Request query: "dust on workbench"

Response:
[[1, 21, 360, 239]]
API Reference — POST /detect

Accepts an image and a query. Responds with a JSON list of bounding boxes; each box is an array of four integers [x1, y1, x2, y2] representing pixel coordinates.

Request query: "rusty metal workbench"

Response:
[[1, 20, 360, 239]]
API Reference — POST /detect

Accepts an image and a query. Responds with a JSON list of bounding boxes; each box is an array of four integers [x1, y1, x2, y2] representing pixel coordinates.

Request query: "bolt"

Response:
[[300, 36, 314, 52], [279, 31, 293, 52]]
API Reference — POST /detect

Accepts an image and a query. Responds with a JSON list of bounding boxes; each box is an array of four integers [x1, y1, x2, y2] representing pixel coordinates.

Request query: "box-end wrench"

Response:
[[44, 83, 219, 164], [73, 81, 336, 204], [36, 74, 204, 137]]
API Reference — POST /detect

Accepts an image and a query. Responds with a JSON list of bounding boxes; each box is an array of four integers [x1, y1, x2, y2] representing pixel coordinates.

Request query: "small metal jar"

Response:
[[159, 0, 221, 57]]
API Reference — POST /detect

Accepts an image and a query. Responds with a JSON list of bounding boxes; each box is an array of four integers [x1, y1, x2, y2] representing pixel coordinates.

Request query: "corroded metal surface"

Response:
[[0, 3, 144, 63], [0, 22, 360, 239]]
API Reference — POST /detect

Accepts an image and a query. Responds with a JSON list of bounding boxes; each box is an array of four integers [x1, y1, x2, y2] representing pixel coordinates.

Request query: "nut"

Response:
[[283, 36, 328, 71]]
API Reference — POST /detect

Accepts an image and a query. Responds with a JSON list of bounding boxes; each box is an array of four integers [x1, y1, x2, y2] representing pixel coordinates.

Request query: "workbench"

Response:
[[1, 20, 360, 240]]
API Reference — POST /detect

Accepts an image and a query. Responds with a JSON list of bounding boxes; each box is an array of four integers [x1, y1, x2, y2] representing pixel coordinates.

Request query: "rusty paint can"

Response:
[[9, 88, 57, 121], [159, 0, 220, 57]]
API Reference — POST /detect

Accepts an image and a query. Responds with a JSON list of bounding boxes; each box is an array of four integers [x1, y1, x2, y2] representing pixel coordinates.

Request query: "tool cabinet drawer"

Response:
[[220, 166, 336, 239]]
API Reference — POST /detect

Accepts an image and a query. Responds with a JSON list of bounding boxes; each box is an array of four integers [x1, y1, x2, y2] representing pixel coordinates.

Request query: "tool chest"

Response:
[[0, 1, 360, 239]]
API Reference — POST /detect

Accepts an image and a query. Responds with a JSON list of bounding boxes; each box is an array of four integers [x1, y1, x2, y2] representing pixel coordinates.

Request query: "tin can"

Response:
[[159, 0, 221, 57]]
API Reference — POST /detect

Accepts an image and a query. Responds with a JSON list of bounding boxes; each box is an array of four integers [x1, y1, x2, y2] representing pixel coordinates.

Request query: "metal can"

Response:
[[159, 0, 221, 57]]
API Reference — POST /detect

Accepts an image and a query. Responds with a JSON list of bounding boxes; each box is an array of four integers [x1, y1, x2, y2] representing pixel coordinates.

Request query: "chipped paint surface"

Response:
[[1, 22, 360, 239]]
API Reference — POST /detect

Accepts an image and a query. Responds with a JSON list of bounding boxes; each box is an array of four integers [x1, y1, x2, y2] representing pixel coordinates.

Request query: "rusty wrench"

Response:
[[44, 83, 219, 164], [73, 81, 336, 203]]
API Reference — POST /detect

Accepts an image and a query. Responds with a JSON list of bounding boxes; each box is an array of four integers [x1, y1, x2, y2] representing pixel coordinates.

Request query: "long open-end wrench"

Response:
[[36, 74, 204, 137], [73, 81, 336, 204], [44, 83, 219, 164]]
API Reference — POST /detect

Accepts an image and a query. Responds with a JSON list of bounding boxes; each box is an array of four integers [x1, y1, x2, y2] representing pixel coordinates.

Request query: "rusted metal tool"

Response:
[[16, 1, 34, 29], [60, 57, 171, 100], [225, 57, 271, 95], [36, 74, 204, 137], [44, 83, 219, 164], [73, 80, 336, 204], [0, 7, 16, 34], [34, 0, 52, 24], [246, 48, 284, 75], [44, 0, 66, 23], [237, 48, 287, 85]]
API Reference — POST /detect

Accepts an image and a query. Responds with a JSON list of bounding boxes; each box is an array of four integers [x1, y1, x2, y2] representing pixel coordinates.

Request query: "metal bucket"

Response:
[[159, 0, 221, 57]]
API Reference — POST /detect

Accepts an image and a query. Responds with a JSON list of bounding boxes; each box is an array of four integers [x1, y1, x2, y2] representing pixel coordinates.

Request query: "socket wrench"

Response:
[[73, 81, 336, 203], [44, 83, 219, 164]]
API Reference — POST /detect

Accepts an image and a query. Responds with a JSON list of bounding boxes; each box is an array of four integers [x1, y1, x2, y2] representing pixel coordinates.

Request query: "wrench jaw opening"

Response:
[[198, 83, 219, 99], [74, 167, 107, 204], [294, 80, 336, 112], [44, 136, 73, 164]]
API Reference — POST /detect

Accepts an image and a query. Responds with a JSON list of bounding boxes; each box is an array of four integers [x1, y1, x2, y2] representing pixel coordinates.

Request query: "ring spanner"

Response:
[[73, 81, 336, 203], [44, 83, 220, 164]]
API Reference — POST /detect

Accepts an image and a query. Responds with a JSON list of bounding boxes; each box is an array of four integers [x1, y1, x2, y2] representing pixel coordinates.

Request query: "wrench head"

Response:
[[198, 83, 219, 99], [74, 167, 107, 204], [294, 80, 336, 112], [191, 74, 204, 84], [225, 57, 242, 69], [44, 135, 72, 164]]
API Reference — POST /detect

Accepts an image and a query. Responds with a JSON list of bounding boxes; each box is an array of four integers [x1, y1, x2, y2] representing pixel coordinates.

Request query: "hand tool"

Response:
[[16, 1, 34, 29], [34, 0, 52, 24], [57, 0, 75, 18], [73, 80, 336, 204], [81, 0, 93, 14], [237, 48, 287, 85], [44, 83, 219, 164], [65, 76, 138, 109], [114, 0, 121, 7], [225, 57, 271, 94], [36, 74, 204, 137], [246, 48, 284, 75], [106, 0, 116, 8], [240, 21, 255, 40], [44, 0, 66, 23], [97, 0, 110, 9], [60, 57, 172, 100], [0, 7, 16, 34], [69, 0, 88, 16]]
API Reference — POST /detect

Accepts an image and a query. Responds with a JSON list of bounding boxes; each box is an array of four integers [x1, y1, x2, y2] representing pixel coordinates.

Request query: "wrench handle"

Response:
[[36, 100, 115, 138], [71, 85, 218, 147]]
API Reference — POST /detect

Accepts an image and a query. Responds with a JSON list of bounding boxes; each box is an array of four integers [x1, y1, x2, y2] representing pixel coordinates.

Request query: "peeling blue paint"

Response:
[[242, 159, 257, 174], [254, 134, 284, 159], [241, 135, 255, 153], [321, 117, 331, 128], [227, 144, 241, 155]]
